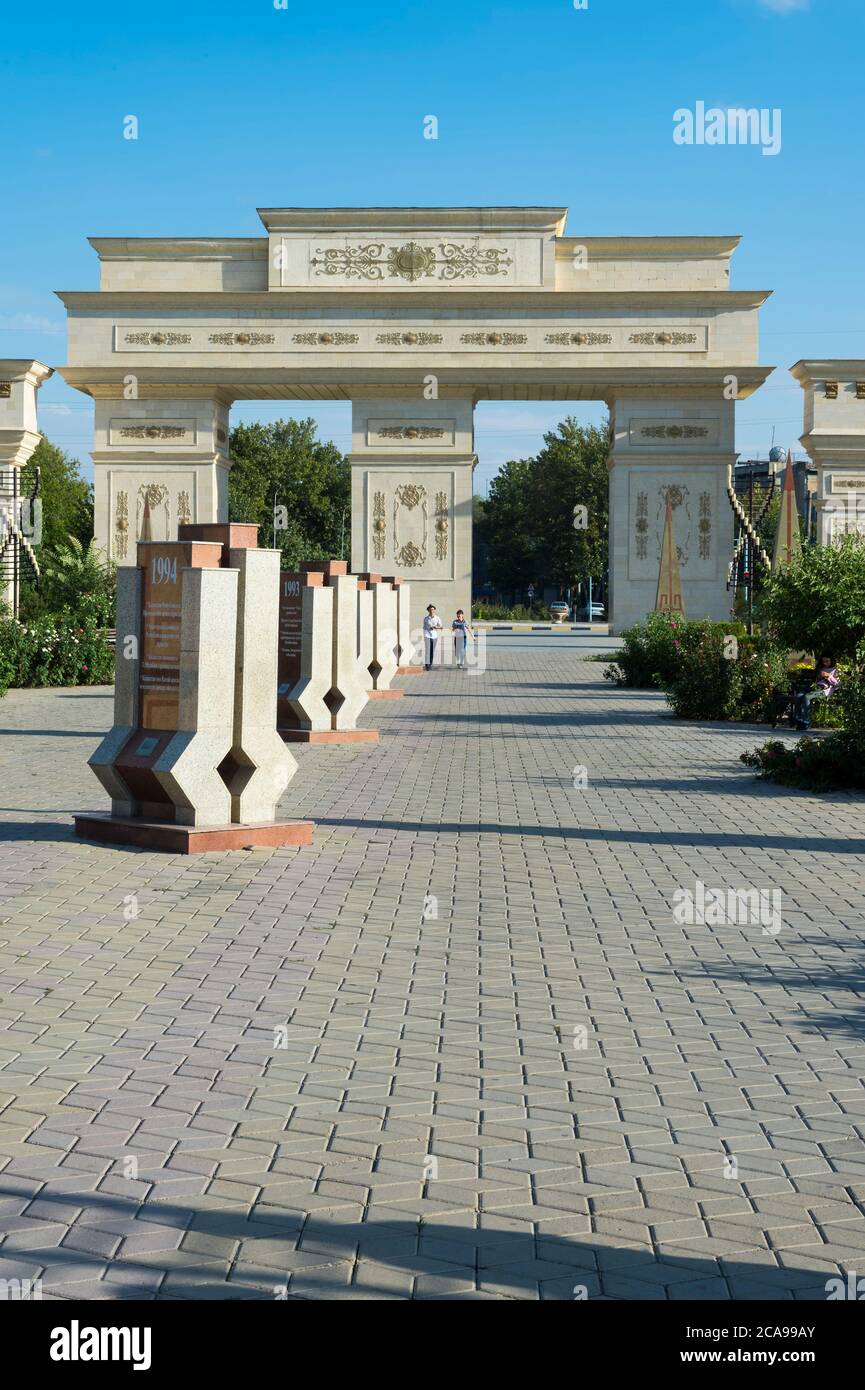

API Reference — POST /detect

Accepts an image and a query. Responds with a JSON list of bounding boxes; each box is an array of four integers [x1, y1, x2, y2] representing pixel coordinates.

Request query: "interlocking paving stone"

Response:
[[1, 653, 865, 1299]]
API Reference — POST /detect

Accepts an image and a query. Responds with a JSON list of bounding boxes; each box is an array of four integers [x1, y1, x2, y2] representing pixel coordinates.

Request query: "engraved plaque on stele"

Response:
[[277, 570, 322, 730], [138, 540, 222, 729]]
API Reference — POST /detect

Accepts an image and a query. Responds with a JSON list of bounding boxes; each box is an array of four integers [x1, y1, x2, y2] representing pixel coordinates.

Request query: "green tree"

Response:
[[228, 418, 350, 569], [526, 418, 609, 595], [478, 458, 538, 601], [21, 438, 93, 556], [759, 533, 865, 660], [15, 440, 94, 618]]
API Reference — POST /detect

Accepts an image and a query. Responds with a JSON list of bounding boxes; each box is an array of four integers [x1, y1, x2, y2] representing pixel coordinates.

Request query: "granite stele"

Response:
[[75, 523, 312, 852]]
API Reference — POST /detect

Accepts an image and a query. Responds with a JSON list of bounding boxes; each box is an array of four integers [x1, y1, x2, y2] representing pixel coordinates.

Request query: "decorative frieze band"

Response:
[[376, 331, 443, 346], [367, 419, 456, 448], [380, 426, 445, 440], [108, 418, 198, 447], [310, 240, 513, 284], [208, 331, 275, 346], [546, 331, 612, 346], [291, 331, 359, 346], [460, 331, 528, 346], [123, 331, 192, 347], [628, 416, 720, 446], [112, 323, 710, 354], [629, 331, 698, 346], [826, 475, 865, 493]]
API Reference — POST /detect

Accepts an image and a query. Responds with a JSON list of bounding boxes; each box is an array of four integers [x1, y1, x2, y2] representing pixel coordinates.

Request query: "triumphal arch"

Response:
[[57, 207, 772, 631]]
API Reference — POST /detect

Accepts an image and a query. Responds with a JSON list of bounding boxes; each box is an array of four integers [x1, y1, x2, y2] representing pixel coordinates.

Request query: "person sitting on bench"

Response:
[[793, 653, 840, 730]]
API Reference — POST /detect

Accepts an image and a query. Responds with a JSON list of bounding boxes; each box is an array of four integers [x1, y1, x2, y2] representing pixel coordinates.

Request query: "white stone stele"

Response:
[[89, 555, 240, 827], [328, 571, 372, 731], [158, 565, 239, 825], [368, 577, 399, 690], [288, 582, 334, 731], [228, 547, 296, 820], [356, 581, 375, 693], [88, 563, 144, 817], [394, 581, 421, 670]]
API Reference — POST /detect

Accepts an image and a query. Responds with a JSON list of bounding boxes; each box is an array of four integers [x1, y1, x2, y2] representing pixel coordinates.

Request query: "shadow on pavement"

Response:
[[0, 1185, 841, 1301]]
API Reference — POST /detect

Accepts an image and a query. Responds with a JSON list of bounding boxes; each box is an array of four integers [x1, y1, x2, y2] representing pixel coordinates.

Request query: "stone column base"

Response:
[[74, 813, 312, 854]]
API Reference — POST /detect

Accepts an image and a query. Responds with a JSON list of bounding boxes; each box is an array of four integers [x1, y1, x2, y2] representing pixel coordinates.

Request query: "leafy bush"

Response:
[[603, 611, 683, 687], [473, 601, 552, 621], [810, 697, 844, 729], [0, 613, 114, 693], [662, 625, 744, 721], [41, 538, 116, 628], [604, 613, 745, 691], [735, 638, 793, 722], [758, 533, 865, 661], [740, 737, 865, 791], [837, 644, 865, 753]]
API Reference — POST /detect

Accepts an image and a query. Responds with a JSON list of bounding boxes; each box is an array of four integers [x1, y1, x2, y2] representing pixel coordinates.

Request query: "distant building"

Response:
[[733, 452, 817, 537]]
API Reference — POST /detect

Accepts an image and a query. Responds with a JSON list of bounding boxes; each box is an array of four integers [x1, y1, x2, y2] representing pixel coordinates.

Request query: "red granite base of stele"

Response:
[[368, 688, 405, 700], [279, 729, 379, 743], [396, 665, 424, 675], [74, 814, 313, 854]]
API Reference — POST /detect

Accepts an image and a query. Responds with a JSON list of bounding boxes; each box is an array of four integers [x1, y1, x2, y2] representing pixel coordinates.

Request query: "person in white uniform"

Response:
[[423, 604, 443, 669]]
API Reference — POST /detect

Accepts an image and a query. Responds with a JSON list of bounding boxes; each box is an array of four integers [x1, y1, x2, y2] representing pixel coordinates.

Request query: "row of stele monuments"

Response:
[[74, 523, 423, 853]]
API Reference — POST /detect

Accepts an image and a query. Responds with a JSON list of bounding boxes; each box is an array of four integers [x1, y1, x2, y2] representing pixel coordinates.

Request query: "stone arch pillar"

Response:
[[792, 361, 865, 544], [0, 359, 53, 614], [606, 390, 737, 632], [90, 391, 233, 565], [349, 394, 475, 634]]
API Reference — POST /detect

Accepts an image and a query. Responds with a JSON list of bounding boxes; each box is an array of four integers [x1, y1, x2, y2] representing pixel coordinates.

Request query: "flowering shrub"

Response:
[[604, 613, 746, 693], [740, 643, 865, 792], [0, 612, 113, 695], [740, 736, 865, 791], [661, 625, 744, 721]]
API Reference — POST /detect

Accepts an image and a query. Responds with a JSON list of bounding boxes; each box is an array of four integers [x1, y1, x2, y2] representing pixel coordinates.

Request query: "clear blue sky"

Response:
[[1, 0, 862, 492]]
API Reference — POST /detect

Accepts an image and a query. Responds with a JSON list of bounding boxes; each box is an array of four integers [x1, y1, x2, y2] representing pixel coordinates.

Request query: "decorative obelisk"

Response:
[[773, 451, 802, 570], [655, 497, 685, 616]]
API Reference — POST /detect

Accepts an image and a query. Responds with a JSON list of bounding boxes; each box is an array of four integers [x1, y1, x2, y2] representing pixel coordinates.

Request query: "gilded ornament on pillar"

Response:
[[137, 482, 170, 543], [393, 483, 428, 567], [114, 491, 129, 560], [395, 483, 423, 510], [435, 491, 449, 561], [634, 492, 648, 560], [372, 490, 386, 560], [657, 485, 690, 566], [698, 492, 712, 560], [177, 490, 192, 529]]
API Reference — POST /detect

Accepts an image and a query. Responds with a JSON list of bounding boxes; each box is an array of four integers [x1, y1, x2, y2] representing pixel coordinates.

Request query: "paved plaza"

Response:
[[1, 646, 864, 1301]]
